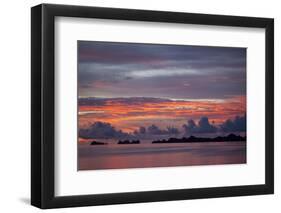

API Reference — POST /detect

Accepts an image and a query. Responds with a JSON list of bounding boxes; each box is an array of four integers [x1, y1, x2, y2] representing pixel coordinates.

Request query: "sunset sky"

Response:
[[78, 41, 246, 139]]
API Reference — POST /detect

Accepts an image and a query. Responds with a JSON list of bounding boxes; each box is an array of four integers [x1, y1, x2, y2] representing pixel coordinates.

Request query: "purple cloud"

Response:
[[220, 114, 246, 132], [183, 117, 218, 135]]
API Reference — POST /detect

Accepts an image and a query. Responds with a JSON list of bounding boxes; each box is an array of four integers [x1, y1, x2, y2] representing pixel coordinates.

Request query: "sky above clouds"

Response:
[[78, 41, 246, 99]]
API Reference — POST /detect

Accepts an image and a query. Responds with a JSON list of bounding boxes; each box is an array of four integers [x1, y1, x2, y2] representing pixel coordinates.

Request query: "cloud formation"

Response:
[[220, 114, 246, 132], [132, 125, 180, 138], [147, 125, 180, 135], [79, 114, 246, 140], [182, 115, 246, 136], [183, 117, 218, 135], [79, 121, 130, 139], [79, 122, 181, 139]]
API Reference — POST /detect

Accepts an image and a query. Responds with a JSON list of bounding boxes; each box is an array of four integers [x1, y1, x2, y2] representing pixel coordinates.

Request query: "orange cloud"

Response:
[[79, 95, 246, 133]]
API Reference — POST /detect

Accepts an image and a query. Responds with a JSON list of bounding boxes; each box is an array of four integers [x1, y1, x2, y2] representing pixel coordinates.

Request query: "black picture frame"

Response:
[[31, 3, 274, 209]]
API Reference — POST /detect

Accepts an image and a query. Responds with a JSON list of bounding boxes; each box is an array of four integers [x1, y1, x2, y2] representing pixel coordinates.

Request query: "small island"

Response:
[[118, 140, 140, 144], [90, 140, 108, 145], [152, 134, 246, 144]]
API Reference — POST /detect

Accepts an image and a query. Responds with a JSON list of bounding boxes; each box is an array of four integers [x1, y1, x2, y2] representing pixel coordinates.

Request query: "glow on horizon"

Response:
[[78, 95, 246, 133]]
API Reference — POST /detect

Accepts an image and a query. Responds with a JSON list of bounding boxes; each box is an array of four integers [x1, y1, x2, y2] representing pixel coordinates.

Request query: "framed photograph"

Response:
[[31, 3, 274, 209]]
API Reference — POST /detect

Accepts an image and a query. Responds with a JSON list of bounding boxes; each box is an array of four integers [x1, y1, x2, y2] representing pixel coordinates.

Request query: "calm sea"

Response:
[[78, 140, 246, 170]]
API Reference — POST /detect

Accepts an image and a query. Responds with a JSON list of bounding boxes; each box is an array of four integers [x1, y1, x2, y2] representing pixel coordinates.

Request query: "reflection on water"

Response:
[[78, 142, 246, 170]]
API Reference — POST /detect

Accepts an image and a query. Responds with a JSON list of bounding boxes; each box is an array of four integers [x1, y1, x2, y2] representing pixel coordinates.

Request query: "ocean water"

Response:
[[78, 141, 246, 170]]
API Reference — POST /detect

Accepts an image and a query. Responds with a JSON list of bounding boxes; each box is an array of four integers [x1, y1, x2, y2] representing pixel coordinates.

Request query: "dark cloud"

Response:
[[133, 125, 180, 137], [78, 41, 246, 67], [220, 114, 246, 132], [79, 122, 130, 139], [166, 126, 180, 135], [80, 122, 181, 140], [79, 115, 246, 140], [182, 115, 246, 136], [147, 125, 164, 135], [147, 125, 167, 135], [134, 126, 146, 135], [79, 97, 171, 106], [183, 117, 218, 135]]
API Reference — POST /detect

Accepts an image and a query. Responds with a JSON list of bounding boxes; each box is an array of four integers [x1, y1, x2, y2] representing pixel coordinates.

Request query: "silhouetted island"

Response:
[[152, 134, 246, 144], [90, 140, 108, 145], [118, 140, 140, 144]]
